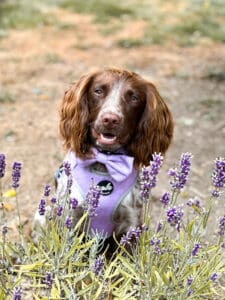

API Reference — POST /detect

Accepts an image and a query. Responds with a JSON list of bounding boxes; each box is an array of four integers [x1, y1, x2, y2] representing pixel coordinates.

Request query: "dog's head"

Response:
[[59, 67, 173, 166]]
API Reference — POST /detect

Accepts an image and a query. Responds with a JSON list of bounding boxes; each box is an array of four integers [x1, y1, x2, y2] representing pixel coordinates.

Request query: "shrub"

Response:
[[0, 152, 225, 299]]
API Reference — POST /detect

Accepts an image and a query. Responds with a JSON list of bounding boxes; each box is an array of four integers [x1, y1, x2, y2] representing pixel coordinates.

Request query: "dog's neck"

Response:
[[95, 146, 127, 156]]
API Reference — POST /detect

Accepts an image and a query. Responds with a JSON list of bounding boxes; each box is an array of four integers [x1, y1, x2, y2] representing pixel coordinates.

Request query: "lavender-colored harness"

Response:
[[64, 149, 138, 237]]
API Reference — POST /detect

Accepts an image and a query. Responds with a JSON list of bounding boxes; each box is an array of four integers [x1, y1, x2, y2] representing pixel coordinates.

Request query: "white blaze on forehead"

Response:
[[98, 81, 124, 119]]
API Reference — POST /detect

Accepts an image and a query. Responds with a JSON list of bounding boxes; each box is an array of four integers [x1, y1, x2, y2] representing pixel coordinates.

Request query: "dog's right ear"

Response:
[[59, 71, 97, 158]]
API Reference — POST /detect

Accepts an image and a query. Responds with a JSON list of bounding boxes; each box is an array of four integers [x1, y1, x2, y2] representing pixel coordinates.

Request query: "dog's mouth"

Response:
[[92, 129, 119, 146]]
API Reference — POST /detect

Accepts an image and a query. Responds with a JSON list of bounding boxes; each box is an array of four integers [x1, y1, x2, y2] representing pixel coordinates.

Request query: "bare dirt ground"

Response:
[[0, 8, 225, 237]]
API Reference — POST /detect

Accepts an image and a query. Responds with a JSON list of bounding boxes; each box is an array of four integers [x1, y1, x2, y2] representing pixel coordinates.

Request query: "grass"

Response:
[[0, 0, 55, 29], [0, 0, 224, 46], [0, 90, 15, 103], [45, 53, 64, 64], [58, 0, 135, 23]]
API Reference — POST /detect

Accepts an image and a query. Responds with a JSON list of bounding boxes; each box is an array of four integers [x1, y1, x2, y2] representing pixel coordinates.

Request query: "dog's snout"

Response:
[[102, 113, 121, 127]]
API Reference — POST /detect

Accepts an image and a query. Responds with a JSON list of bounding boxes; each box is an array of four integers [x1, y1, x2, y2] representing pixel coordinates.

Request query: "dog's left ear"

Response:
[[128, 82, 174, 166]]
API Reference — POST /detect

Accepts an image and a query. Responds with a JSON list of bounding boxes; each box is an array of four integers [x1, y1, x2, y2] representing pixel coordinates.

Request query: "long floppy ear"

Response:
[[128, 82, 174, 166], [59, 72, 96, 158]]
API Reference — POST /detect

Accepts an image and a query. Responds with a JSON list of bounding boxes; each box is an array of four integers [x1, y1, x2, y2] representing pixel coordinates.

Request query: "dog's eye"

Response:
[[94, 88, 103, 95], [126, 90, 140, 103], [130, 94, 139, 102]]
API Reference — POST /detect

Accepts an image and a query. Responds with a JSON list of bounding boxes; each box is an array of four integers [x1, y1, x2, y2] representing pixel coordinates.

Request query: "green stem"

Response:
[[15, 190, 24, 245]]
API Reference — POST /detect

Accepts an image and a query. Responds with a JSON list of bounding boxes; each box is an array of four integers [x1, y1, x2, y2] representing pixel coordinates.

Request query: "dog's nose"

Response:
[[102, 113, 120, 127]]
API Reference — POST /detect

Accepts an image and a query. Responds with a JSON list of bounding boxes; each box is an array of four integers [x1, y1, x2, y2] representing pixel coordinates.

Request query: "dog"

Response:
[[33, 67, 173, 246]]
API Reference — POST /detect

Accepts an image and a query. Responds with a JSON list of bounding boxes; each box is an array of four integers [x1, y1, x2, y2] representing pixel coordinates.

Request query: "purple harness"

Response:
[[64, 149, 138, 237]]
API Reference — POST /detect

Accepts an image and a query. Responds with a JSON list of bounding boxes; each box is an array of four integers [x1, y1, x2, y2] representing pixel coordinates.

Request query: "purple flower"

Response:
[[44, 271, 53, 288], [65, 216, 72, 229], [67, 178, 73, 194], [63, 161, 73, 193], [186, 197, 201, 208], [12, 161, 22, 189], [0, 154, 6, 178], [192, 243, 201, 256], [38, 199, 46, 216], [218, 215, 225, 236], [44, 184, 51, 197], [168, 153, 193, 191], [57, 205, 63, 217], [13, 286, 22, 300], [149, 153, 163, 178], [140, 153, 163, 202], [140, 167, 150, 201], [51, 197, 57, 204], [211, 157, 225, 197], [83, 182, 101, 217], [186, 197, 203, 215], [211, 190, 220, 198], [70, 198, 78, 210], [150, 237, 162, 255], [63, 161, 71, 177], [166, 205, 184, 231], [93, 255, 104, 276], [187, 277, 193, 286], [141, 224, 149, 232], [2, 224, 8, 236], [120, 225, 145, 246], [160, 192, 170, 206], [157, 222, 163, 233], [120, 230, 134, 246], [210, 273, 217, 282]]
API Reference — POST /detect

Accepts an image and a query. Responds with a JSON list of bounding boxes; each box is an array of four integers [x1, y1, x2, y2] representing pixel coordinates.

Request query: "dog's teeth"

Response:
[[101, 134, 115, 141]]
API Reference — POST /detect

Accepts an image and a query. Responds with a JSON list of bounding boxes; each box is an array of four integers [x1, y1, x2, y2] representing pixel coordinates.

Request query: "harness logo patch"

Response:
[[97, 180, 114, 196]]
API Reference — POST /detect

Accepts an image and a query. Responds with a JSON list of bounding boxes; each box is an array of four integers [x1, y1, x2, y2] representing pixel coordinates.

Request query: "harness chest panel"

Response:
[[65, 151, 138, 237]]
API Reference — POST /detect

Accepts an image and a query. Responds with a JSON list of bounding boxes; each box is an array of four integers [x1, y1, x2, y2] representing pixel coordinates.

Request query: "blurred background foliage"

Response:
[[0, 0, 224, 46]]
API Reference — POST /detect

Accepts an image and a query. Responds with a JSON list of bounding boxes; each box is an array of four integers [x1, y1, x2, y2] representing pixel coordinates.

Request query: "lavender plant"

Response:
[[0, 152, 225, 299], [117, 153, 225, 299]]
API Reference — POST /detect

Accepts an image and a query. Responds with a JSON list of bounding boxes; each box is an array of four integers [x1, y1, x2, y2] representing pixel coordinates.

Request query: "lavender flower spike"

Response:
[[187, 277, 193, 286], [0, 153, 6, 178], [38, 199, 46, 216], [12, 161, 22, 189], [211, 157, 225, 197], [120, 225, 145, 246], [13, 286, 22, 300], [63, 161, 72, 177], [192, 243, 201, 256], [168, 152, 193, 191], [140, 153, 163, 201], [166, 205, 184, 231], [161, 192, 170, 207], [65, 216, 72, 229], [93, 255, 104, 276], [83, 181, 101, 217], [70, 198, 78, 210], [2, 224, 8, 236], [44, 184, 51, 197], [218, 215, 225, 236], [57, 205, 63, 217], [210, 273, 217, 282], [44, 271, 54, 288]]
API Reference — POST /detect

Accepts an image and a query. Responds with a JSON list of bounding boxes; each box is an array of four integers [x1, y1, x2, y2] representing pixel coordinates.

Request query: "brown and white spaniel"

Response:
[[33, 67, 173, 243]]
